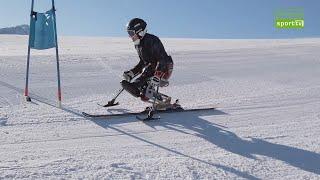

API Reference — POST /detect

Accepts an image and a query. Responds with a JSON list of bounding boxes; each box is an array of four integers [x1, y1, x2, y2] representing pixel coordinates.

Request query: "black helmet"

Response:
[[126, 18, 147, 37]]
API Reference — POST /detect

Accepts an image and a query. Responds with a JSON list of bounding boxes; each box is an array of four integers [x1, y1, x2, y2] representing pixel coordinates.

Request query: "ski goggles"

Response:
[[127, 30, 136, 37]]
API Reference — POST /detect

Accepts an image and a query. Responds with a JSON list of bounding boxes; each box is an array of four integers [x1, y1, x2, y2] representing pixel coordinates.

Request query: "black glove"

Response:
[[123, 71, 134, 82]]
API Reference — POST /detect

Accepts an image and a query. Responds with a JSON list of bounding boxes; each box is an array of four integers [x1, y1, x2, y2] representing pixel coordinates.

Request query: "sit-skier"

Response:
[[121, 18, 175, 110]]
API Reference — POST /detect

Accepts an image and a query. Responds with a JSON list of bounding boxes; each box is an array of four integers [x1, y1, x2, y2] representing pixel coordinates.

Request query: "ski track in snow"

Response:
[[0, 35, 320, 179]]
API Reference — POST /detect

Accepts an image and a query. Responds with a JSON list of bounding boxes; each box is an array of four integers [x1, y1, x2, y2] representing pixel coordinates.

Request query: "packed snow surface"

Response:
[[0, 35, 320, 179]]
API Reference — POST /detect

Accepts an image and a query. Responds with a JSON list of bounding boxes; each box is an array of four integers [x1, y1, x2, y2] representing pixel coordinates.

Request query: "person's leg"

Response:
[[121, 80, 141, 97]]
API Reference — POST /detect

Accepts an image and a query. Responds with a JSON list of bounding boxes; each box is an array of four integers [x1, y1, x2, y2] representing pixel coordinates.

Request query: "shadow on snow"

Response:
[[2, 80, 320, 177]]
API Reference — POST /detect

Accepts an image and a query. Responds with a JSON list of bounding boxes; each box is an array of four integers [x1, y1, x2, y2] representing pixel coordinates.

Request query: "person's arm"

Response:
[[130, 59, 145, 75], [151, 38, 168, 73], [148, 38, 170, 87], [123, 57, 145, 82]]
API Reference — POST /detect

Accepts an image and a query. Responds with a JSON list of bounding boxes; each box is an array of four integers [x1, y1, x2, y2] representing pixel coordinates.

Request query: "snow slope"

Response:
[[0, 35, 320, 179]]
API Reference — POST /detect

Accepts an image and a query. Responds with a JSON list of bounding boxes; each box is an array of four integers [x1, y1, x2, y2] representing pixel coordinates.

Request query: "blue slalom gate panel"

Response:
[[29, 9, 56, 50]]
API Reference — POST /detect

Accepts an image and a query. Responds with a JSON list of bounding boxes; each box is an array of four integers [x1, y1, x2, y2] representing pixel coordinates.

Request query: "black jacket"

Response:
[[130, 33, 173, 77]]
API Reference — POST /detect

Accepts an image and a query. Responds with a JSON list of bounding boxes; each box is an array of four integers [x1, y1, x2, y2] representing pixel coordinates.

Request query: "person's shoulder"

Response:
[[145, 33, 162, 45], [145, 33, 159, 40], [146, 33, 158, 38]]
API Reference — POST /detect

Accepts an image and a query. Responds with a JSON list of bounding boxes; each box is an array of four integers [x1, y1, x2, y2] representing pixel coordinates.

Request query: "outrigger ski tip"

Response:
[[97, 101, 119, 107]]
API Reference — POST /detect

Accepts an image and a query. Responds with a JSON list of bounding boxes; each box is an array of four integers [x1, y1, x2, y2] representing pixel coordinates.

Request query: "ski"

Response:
[[82, 111, 147, 118], [82, 106, 215, 119]]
